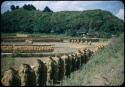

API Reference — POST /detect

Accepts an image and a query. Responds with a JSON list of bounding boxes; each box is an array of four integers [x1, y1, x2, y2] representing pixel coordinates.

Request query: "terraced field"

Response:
[[1, 34, 112, 87], [1, 39, 110, 74]]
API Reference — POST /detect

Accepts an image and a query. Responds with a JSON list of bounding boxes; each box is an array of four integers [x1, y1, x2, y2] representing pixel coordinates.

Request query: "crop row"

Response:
[[69, 38, 99, 43], [1, 45, 54, 53]]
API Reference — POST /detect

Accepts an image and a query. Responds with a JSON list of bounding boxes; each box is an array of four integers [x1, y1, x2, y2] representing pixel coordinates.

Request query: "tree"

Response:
[[23, 4, 36, 10], [30, 4, 36, 10], [23, 4, 28, 10], [10, 5, 19, 11], [43, 6, 53, 12], [10, 5, 16, 11], [16, 6, 19, 9]]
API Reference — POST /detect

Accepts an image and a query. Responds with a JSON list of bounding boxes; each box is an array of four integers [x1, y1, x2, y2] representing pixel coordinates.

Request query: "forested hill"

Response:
[[1, 8, 124, 38]]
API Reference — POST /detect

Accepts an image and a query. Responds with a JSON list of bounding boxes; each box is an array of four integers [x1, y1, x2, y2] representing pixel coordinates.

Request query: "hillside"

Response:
[[1, 9, 124, 38], [59, 33, 124, 86]]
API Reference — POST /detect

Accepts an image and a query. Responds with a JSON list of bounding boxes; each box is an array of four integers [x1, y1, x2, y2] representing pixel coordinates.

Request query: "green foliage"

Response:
[[22, 4, 36, 10], [1, 9, 124, 38], [43, 6, 53, 12], [10, 5, 19, 11], [10, 5, 20, 11], [10, 5, 16, 11]]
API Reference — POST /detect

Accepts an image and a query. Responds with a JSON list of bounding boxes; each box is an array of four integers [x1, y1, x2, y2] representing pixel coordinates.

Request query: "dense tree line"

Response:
[[10, 4, 36, 11], [1, 8, 124, 38], [10, 5, 52, 12], [22, 4, 36, 10], [11, 5, 19, 11]]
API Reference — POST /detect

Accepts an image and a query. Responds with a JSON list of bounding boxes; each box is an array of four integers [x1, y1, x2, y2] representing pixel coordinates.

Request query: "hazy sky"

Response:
[[1, 1, 124, 20]]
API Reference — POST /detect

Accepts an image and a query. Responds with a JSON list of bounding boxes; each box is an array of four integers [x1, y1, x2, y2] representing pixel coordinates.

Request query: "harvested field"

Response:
[[1, 34, 111, 86], [1, 39, 109, 75], [1, 40, 109, 56]]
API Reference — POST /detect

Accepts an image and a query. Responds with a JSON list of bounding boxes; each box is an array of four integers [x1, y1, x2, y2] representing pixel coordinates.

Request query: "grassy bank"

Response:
[[60, 33, 124, 86]]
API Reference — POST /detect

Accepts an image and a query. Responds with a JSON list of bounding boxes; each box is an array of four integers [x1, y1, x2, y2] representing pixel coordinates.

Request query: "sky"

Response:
[[1, 1, 124, 20]]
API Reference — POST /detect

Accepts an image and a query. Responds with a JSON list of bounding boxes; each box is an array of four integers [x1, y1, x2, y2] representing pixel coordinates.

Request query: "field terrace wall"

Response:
[[1, 48, 102, 86], [1, 36, 63, 42]]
